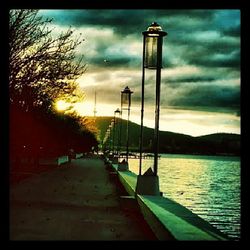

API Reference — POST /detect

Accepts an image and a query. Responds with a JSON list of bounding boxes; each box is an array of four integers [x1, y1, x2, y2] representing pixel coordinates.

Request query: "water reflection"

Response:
[[128, 154, 240, 240]]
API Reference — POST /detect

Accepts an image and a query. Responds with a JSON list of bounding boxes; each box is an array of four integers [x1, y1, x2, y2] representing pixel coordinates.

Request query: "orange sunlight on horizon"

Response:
[[55, 100, 71, 111]]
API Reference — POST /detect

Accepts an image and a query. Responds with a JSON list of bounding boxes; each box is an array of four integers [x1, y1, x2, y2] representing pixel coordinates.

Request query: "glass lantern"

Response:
[[143, 22, 167, 69]]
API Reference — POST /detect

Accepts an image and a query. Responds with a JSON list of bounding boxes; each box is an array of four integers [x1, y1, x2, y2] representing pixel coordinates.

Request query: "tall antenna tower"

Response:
[[93, 90, 97, 117]]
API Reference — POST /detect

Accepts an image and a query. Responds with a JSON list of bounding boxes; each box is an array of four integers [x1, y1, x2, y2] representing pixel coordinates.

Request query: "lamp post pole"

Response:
[[108, 125, 112, 155], [153, 32, 164, 176], [111, 119, 115, 155], [126, 101, 130, 162], [119, 106, 123, 160], [139, 35, 146, 176]]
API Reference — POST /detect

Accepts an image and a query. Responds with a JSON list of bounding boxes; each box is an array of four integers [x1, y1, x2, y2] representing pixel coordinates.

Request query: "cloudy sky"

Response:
[[39, 9, 240, 136]]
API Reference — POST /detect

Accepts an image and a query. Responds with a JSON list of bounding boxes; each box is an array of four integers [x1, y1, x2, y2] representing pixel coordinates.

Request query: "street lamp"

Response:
[[103, 127, 110, 154], [114, 108, 121, 155], [111, 119, 115, 155], [108, 124, 112, 155], [118, 86, 133, 171], [121, 86, 133, 162], [136, 22, 167, 195], [111, 108, 121, 164]]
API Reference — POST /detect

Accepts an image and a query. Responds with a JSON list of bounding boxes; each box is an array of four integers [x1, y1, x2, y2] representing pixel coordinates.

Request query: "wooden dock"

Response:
[[113, 153, 161, 159]]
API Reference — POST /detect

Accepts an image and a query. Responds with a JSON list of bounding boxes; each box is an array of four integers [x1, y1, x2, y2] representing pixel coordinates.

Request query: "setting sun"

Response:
[[55, 100, 71, 111]]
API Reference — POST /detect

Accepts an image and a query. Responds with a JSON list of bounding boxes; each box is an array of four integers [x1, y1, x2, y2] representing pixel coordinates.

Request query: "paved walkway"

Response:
[[10, 158, 157, 240]]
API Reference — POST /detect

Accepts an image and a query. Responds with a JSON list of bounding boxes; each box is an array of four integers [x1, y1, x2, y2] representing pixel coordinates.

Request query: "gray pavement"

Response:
[[10, 157, 157, 240]]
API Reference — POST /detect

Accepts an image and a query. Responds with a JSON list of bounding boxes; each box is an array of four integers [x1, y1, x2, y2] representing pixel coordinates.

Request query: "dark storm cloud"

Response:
[[162, 83, 240, 113], [42, 9, 216, 34], [41, 9, 240, 70], [166, 43, 240, 70], [88, 46, 141, 67], [187, 49, 240, 69], [166, 75, 216, 84], [90, 56, 133, 67], [221, 24, 240, 37], [165, 29, 240, 69], [39, 9, 240, 116]]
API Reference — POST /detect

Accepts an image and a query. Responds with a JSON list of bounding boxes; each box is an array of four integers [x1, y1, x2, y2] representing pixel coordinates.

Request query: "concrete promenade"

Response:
[[10, 157, 157, 240]]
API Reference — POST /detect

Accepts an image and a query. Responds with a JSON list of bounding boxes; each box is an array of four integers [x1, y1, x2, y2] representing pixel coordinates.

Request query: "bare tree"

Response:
[[9, 9, 86, 111]]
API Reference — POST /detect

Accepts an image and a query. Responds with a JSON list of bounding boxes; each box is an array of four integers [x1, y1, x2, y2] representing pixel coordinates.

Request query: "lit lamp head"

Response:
[[121, 86, 133, 109], [143, 22, 167, 69]]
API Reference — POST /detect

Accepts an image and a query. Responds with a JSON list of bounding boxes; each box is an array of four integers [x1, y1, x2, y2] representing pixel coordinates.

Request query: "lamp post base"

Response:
[[118, 160, 129, 171], [112, 156, 119, 164], [136, 172, 161, 196]]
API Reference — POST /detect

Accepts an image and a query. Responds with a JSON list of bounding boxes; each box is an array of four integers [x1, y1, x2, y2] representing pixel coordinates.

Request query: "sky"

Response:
[[39, 9, 240, 136]]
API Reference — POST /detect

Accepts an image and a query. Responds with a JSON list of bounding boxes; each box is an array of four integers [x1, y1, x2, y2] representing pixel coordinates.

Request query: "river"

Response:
[[128, 153, 241, 240]]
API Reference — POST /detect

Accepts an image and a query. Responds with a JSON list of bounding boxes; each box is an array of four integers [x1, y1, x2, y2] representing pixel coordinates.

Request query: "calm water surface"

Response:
[[128, 154, 241, 240]]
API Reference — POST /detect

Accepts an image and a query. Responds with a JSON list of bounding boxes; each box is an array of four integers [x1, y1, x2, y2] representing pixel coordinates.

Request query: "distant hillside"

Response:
[[89, 116, 240, 156]]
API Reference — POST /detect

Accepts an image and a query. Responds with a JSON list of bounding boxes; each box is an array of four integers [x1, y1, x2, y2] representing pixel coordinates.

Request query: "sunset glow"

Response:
[[40, 9, 240, 136], [55, 100, 71, 111]]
